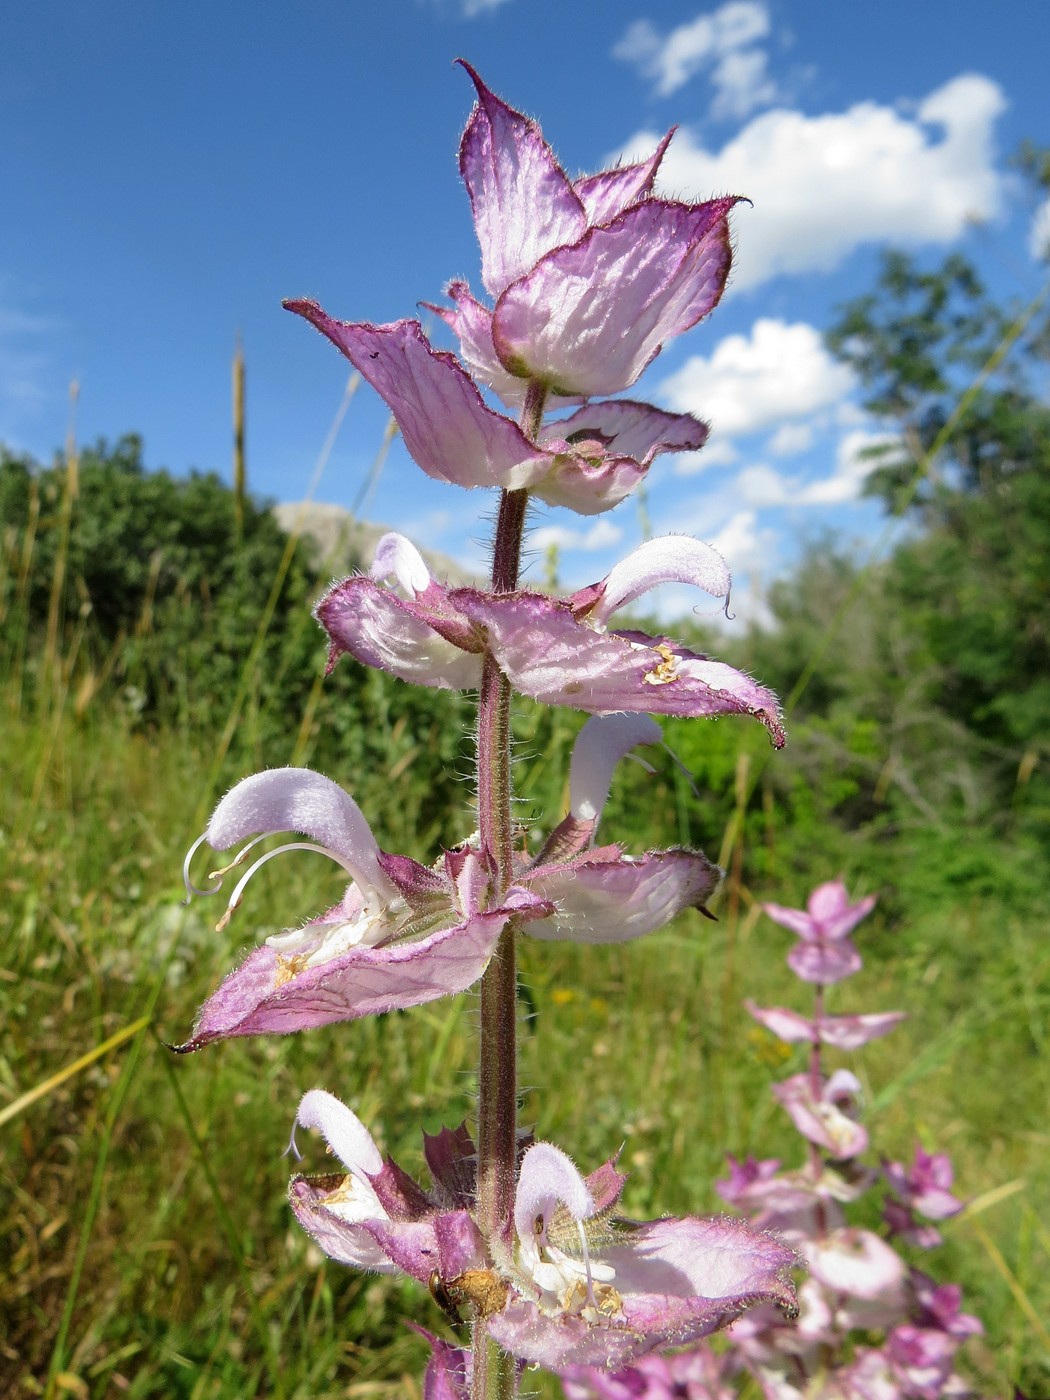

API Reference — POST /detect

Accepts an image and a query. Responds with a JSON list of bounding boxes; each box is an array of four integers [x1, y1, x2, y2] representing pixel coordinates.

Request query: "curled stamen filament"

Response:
[[215, 841, 361, 933], [283, 1123, 303, 1162], [183, 832, 222, 902], [207, 834, 272, 883]]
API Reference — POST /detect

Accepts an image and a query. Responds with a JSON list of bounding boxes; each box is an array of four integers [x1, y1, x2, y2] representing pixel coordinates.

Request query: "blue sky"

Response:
[[2, 0, 1047, 624]]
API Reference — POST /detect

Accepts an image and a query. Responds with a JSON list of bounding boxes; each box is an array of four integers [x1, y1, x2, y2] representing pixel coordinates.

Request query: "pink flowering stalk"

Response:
[[179, 64, 795, 1398], [561, 882, 982, 1400]]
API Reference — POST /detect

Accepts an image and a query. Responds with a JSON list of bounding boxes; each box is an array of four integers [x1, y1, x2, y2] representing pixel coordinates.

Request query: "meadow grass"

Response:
[[2, 425, 1048, 1397], [2, 686, 1047, 1398]]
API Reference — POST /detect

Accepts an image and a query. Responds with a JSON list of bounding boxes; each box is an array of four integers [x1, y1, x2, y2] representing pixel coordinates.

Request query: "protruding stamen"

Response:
[[575, 1217, 597, 1306], [207, 835, 271, 883], [182, 832, 222, 903], [214, 841, 359, 933]]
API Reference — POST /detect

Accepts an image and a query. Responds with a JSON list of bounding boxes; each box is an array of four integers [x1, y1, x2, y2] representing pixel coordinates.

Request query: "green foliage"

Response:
[[0, 434, 474, 839]]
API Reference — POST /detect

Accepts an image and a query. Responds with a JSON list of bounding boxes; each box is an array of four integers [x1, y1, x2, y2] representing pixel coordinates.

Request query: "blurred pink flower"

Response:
[[763, 880, 877, 984]]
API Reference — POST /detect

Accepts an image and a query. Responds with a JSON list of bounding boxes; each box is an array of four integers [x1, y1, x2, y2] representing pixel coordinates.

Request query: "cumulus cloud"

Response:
[[1029, 196, 1050, 261], [459, 0, 513, 14], [674, 435, 740, 477], [803, 429, 898, 504], [769, 422, 814, 456], [530, 518, 624, 553], [613, 2, 778, 117], [659, 318, 856, 439], [612, 73, 1005, 291], [727, 428, 897, 510], [0, 292, 59, 434]]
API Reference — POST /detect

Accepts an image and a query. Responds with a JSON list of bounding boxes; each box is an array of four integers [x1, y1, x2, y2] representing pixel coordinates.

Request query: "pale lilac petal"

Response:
[[885, 1147, 962, 1219], [888, 1324, 957, 1400], [762, 901, 820, 940], [491, 198, 738, 396], [588, 536, 730, 625], [544, 399, 710, 466], [371, 531, 432, 596], [284, 302, 552, 490], [806, 1229, 905, 1304], [746, 1002, 904, 1048], [490, 1215, 796, 1369], [427, 281, 527, 406], [816, 1011, 905, 1048], [288, 1175, 396, 1273], [526, 849, 721, 943], [772, 1073, 868, 1159], [205, 768, 393, 900], [457, 60, 586, 297], [515, 1142, 595, 1242], [454, 590, 785, 744], [568, 714, 662, 822], [606, 1215, 796, 1301], [295, 1089, 383, 1177], [530, 401, 709, 512], [787, 938, 862, 984], [746, 1002, 817, 1043], [530, 447, 650, 515], [716, 1154, 782, 1208], [172, 906, 510, 1051], [571, 131, 673, 226], [807, 880, 877, 941], [315, 576, 484, 690], [426, 281, 583, 413]]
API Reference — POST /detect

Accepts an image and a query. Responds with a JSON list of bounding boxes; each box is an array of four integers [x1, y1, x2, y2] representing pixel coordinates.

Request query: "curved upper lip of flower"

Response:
[[172, 767, 552, 1051]]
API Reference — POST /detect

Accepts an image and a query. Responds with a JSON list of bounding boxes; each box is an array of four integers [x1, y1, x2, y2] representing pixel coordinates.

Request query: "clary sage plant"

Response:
[[179, 63, 797, 1399], [562, 884, 984, 1400]]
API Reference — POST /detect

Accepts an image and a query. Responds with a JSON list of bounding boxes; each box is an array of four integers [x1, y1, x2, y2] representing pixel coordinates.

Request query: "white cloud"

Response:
[[1029, 196, 1050, 261], [674, 435, 739, 476], [769, 422, 814, 457], [801, 429, 897, 504], [659, 318, 855, 439], [459, 0, 513, 14], [530, 518, 624, 553], [613, 2, 778, 117], [613, 73, 1005, 291], [0, 293, 58, 432], [710, 46, 778, 121], [724, 428, 896, 510]]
